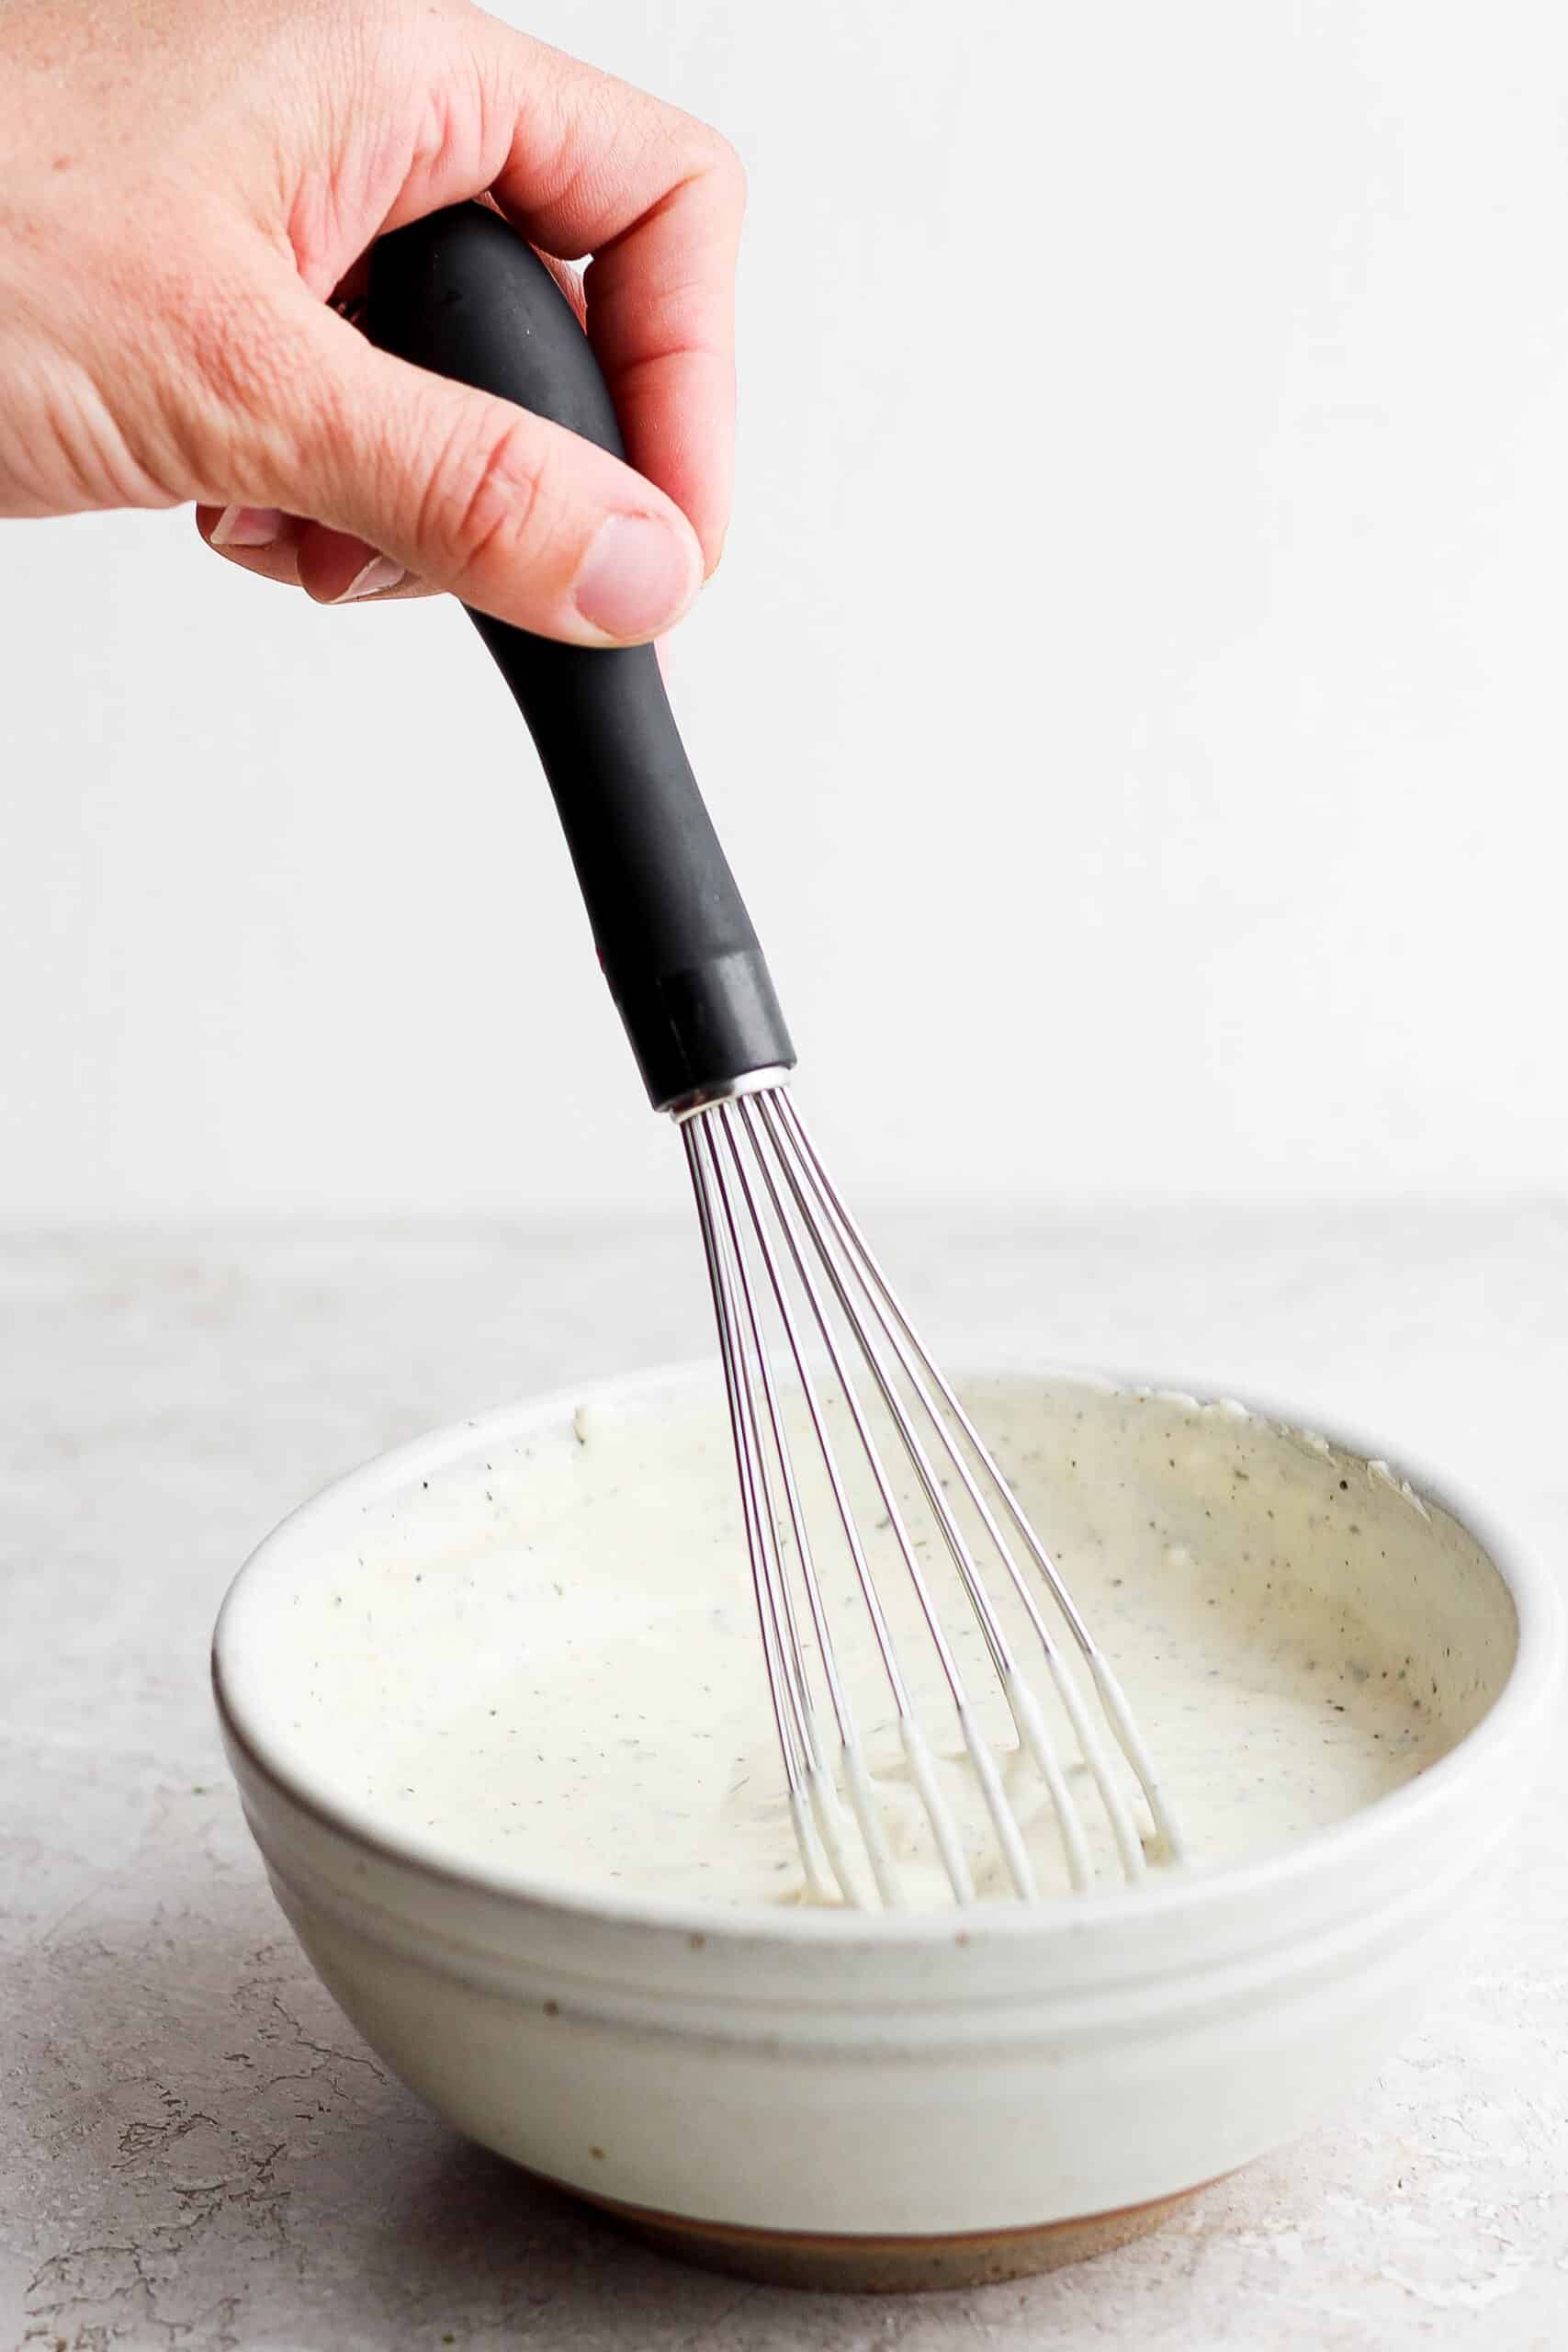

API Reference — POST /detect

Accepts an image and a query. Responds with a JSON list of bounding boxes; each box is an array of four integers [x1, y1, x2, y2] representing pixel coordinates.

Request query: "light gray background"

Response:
[[4, 2, 1566, 1223]]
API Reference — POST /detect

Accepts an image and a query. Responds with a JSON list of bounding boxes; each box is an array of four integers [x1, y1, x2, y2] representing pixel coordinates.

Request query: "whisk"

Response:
[[368, 205, 1181, 1906]]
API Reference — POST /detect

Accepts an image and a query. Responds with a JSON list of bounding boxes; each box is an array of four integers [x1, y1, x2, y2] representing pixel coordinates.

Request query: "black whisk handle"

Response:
[[366, 202, 794, 1113]]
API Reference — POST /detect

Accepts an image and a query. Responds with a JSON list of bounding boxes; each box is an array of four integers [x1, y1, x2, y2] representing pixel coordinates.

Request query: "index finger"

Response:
[[460, 27, 745, 572]]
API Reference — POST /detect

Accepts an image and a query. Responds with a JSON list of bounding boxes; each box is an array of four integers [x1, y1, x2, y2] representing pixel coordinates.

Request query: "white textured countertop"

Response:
[[4, 1205, 1565, 2350]]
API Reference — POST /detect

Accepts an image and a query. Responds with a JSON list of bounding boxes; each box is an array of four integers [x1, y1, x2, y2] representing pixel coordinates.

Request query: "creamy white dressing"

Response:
[[255, 1376, 1514, 1913]]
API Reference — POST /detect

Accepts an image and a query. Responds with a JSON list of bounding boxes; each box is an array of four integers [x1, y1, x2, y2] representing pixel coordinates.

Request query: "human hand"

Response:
[[0, 0, 743, 641]]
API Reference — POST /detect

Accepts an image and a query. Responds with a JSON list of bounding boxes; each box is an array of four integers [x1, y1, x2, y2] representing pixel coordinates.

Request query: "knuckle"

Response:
[[659, 112, 747, 219], [700, 129, 748, 211], [165, 275, 332, 494], [183, 281, 283, 424], [419, 407, 549, 587]]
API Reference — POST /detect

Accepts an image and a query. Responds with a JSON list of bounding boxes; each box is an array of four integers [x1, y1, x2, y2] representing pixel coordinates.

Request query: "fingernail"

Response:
[[572, 514, 697, 641], [333, 555, 407, 604], [211, 504, 285, 548]]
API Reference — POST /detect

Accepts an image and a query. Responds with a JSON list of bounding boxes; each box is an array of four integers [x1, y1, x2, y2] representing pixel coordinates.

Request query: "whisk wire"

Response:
[[684, 1121, 837, 1902], [682, 1081, 1181, 1905], [706, 1102, 974, 1903], [687, 1114, 874, 1906], [772, 1090, 1183, 1869], [761, 1097, 1127, 1883], [740, 1096, 1043, 1898]]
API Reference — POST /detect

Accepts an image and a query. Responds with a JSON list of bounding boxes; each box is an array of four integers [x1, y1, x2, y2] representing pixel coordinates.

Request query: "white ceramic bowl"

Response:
[[213, 1364, 1562, 2290]]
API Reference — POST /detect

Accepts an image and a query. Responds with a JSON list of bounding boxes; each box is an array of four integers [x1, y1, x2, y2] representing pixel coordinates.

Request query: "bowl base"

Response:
[[559, 2176, 1216, 2293]]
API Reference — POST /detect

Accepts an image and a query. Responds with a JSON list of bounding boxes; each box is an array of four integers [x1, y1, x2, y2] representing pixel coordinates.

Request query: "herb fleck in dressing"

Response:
[[274, 1379, 1510, 1911]]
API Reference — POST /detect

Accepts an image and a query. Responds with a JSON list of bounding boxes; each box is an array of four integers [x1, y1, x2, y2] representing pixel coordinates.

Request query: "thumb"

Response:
[[231, 292, 705, 645]]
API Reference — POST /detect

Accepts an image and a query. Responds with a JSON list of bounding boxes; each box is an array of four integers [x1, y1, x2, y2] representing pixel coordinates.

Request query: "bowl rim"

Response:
[[212, 1356, 1564, 1951]]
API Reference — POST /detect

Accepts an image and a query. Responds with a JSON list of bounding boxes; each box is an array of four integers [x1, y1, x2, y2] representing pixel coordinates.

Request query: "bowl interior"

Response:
[[217, 1368, 1521, 1917]]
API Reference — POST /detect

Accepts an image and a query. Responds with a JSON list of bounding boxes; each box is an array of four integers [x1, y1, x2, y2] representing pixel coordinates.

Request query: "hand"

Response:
[[0, 0, 744, 642]]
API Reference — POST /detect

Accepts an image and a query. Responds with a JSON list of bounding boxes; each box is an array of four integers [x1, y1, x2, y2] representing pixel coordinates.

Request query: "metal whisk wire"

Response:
[[682, 1081, 1183, 1909]]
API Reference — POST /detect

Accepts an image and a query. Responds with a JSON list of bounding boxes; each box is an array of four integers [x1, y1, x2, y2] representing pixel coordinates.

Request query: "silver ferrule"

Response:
[[666, 1067, 794, 1125]]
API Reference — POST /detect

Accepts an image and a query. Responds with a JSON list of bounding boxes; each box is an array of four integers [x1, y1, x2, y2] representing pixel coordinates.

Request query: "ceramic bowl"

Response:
[[212, 1363, 1561, 2290]]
